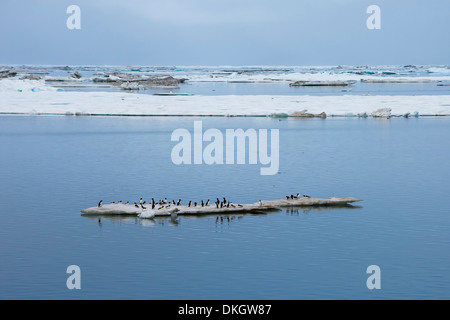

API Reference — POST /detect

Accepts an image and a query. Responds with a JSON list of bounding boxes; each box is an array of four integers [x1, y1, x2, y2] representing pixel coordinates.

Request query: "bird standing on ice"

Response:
[[98, 200, 102, 207]]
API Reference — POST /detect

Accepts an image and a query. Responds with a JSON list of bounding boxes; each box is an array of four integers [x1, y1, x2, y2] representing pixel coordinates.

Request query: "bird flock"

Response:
[[97, 197, 243, 210], [96, 193, 311, 211]]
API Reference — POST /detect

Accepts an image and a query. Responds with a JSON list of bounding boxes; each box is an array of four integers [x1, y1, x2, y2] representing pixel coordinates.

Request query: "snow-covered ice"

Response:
[[0, 89, 448, 116]]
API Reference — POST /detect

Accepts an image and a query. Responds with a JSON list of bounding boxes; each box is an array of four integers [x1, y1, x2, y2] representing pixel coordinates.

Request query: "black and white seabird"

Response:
[[223, 197, 227, 205], [303, 195, 311, 198], [205, 199, 210, 206], [201, 200, 204, 207], [259, 200, 262, 206], [177, 199, 181, 206], [98, 200, 102, 207], [139, 198, 143, 205], [118, 200, 122, 204], [188, 201, 192, 207], [141, 204, 147, 209], [194, 202, 197, 207], [134, 202, 139, 208]]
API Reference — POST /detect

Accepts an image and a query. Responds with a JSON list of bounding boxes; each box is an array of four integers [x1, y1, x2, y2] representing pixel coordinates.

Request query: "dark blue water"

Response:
[[0, 116, 449, 299]]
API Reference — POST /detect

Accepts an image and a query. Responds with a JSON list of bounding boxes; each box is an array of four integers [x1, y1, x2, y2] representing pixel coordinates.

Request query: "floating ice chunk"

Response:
[[139, 209, 157, 219], [371, 108, 391, 118], [120, 82, 141, 90], [0, 79, 57, 92], [427, 67, 450, 74], [290, 110, 326, 118]]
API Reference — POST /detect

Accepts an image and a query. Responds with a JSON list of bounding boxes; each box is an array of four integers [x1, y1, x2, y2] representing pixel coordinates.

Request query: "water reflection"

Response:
[[83, 204, 362, 228], [284, 204, 362, 216]]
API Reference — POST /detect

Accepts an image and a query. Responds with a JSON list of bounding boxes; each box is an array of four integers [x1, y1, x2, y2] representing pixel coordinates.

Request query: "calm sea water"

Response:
[[0, 115, 449, 300]]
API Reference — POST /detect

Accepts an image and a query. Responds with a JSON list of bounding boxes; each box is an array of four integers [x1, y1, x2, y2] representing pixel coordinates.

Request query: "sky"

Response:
[[0, 0, 449, 66]]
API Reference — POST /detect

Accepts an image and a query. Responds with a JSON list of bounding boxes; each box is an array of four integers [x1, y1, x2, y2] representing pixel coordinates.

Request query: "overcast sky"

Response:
[[1, 0, 449, 66]]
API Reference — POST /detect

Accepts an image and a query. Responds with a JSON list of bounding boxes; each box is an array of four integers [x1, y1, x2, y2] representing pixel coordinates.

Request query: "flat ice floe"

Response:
[[81, 197, 362, 218], [0, 79, 57, 93], [0, 89, 449, 116]]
